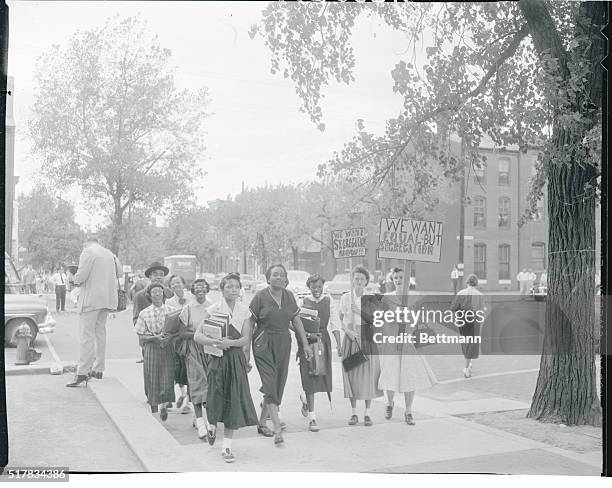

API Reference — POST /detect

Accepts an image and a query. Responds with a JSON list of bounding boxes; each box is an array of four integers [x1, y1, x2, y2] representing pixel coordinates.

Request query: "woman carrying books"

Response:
[[134, 283, 176, 421], [249, 264, 313, 446], [194, 272, 258, 463], [297, 274, 342, 432], [178, 278, 214, 441], [339, 266, 383, 427]]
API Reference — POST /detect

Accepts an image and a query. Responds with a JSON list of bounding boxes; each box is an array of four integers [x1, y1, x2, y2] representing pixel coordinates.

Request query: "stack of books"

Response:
[[203, 312, 230, 357], [299, 307, 320, 334]]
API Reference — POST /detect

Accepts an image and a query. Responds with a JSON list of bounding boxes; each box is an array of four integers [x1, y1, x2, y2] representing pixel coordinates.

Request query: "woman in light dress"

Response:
[[339, 266, 382, 427], [379, 267, 437, 425]]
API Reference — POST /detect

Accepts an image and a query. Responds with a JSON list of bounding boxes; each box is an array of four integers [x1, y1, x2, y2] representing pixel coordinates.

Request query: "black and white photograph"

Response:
[[1, 0, 606, 479]]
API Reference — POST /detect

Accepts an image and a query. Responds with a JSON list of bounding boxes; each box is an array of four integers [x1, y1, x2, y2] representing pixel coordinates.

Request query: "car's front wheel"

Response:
[[4, 318, 38, 348]]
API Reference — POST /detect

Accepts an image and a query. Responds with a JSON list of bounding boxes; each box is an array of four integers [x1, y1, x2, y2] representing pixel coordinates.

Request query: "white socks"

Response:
[[351, 408, 357, 415], [364, 408, 370, 417], [308, 411, 317, 421], [223, 438, 232, 450]]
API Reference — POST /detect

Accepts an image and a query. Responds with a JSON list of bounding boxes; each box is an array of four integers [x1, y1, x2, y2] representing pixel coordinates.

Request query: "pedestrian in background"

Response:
[[517, 268, 529, 298], [339, 266, 382, 428], [379, 268, 437, 425], [178, 278, 213, 441], [249, 264, 313, 446], [165, 274, 191, 414], [527, 268, 537, 293], [201, 272, 258, 463], [51, 266, 68, 312], [297, 274, 342, 433], [451, 265, 459, 295], [134, 283, 175, 421], [24, 266, 37, 294], [66, 234, 122, 387], [450, 274, 486, 378]]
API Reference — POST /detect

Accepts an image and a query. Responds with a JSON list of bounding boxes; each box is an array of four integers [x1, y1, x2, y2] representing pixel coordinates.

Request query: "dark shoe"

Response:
[[274, 432, 284, 446], [160, 405, 168, 421], [176, 395, 186, 409], [257, 425, 274, 437], [364, 416, 373, 427], [348, 414, 359, 426], [405, 413, 415, 426], [207, 425, 217, 446], [151, 405, 159, 414], [90, 371, 103, 379], [222, 448, 235, 463], [66, 375, 89, 388], [308, 420, 320, 432], [384, 403, 393, 420]]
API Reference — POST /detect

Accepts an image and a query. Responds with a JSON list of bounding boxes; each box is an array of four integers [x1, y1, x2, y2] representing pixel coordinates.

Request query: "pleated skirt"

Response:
[[341, 336, 383, 400], [143, 341, 175, 406]]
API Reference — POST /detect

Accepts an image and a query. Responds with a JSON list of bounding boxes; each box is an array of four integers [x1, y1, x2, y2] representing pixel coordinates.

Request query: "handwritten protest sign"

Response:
[[332, 227, 367, 259], [378, 218, 443, 262]]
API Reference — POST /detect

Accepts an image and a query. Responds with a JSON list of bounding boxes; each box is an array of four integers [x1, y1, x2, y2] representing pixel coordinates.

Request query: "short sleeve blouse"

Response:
[[249, 287, 299, 334]]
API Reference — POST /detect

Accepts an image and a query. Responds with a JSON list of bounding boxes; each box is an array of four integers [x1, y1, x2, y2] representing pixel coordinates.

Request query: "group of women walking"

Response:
[[133, 263, 439, 464]]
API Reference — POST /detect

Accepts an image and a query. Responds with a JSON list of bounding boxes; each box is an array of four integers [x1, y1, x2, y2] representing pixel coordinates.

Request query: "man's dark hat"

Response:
[[145, 261, 169, 278]]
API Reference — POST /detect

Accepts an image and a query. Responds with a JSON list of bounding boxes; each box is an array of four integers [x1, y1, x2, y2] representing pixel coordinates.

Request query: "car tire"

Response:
[[4, 318, 37, 348]]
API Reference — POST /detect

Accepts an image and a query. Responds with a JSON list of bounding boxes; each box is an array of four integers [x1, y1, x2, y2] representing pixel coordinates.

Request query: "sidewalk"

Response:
[[88, 350, 601, 474]]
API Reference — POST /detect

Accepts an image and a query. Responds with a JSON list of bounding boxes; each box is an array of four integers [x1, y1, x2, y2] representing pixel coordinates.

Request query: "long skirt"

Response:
[[143, 341, 175, 406], [297, 329, 332, 394], [206, 348, 258, 430], [459, 323, 481, 359], [253, 330, 291, 406], [378, 344, 437, 393], [185, 340, 210, 404], [174, 352, 188, 386], [341, 336, 383, 400]]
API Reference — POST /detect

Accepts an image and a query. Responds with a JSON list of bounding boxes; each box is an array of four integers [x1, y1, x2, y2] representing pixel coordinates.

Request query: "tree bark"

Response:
[[520, 0, 604, 426], [292, 246, 299, 270], [111, 198, 123, 256]]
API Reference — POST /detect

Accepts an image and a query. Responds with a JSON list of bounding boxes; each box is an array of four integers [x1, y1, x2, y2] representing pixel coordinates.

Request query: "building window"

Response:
[[498, 197, 511, 228], [531, 242, 546, 271], [474, 160, 487, 184], [498, 244, 510, 280], [499, 157, 510, 185], [474, 243, 487, 280], [473, 196, 486, 229]]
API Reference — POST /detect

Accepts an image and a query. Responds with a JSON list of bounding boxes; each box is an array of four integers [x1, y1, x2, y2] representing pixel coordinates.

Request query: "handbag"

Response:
[[307, 338, 327, 376], [342, 339, 368, 372]]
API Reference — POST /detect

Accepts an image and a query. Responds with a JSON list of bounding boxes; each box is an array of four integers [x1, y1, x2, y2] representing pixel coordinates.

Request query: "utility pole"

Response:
[[458, 137, 466, 289]]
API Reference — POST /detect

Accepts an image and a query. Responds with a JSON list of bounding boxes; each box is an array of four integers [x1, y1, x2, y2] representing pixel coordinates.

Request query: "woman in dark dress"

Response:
[[197, 272, 258, 463], [297, 274, 342, 432], [249, 264, 313, 446]]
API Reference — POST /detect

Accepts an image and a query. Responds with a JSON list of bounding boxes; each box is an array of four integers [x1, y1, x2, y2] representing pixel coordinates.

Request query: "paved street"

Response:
[[4, 292, 602, 474]]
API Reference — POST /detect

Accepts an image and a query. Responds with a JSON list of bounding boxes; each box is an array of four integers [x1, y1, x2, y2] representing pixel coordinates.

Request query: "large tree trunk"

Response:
[[291, 246, 299, 270], [110, 199, 123, 256], [520, 0, 604, 426]]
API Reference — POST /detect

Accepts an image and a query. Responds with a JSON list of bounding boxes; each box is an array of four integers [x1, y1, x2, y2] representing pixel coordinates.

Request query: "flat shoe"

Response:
[[274, 433, 284, 446], [159, 406, 168, 422], [384, 404, 393, 420], [299, 394, 308, 418], [207, 425, 216, 446], [308, 420, 320, 432], [364, 416, 373, 427], [348, 414, 359, 426], [257, 425, 274, 437], [176, 395, 186, 409], [222, 449, 235, 463], [405, 413, 415, 426]]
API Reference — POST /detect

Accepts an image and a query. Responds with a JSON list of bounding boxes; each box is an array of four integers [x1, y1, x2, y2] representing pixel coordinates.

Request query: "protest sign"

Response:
[[331, 227, 367, 259], [378, 218, 443, 262]]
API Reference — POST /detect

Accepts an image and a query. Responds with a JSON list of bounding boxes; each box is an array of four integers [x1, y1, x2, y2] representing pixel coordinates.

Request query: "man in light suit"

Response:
[[67, 234, 122, 387]]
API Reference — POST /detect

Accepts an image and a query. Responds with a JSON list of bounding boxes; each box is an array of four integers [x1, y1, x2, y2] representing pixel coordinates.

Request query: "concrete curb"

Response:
[[88, 377, 205, 472], [5, 361, 76, 376]]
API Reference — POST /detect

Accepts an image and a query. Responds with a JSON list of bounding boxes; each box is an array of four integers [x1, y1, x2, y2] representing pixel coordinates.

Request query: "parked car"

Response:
[[325, 273, 382, 297], [4, 253, 56, 347], [530, 282, 547, 301], [240, 274, 257, 291], [210, 273, 226, 290], [199, 272, 216, 284]]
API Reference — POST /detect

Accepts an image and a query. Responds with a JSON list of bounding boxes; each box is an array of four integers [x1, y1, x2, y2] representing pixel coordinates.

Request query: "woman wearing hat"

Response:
[[134, 282, 176, 420], [178, 278, 214, 441], [249, 264, 313, 446]]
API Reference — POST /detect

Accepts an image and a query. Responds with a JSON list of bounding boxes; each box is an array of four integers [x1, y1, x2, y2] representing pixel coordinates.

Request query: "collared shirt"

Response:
[[51, 272, 67, 286], [165, 292, 194, 312], [135, 304, 168, 335], [299, 293, 341, 333], [451, 269, 459, 279], [339, 290, 370, 332], [207, 299, 251, 334], [179, 299, 213, 332]]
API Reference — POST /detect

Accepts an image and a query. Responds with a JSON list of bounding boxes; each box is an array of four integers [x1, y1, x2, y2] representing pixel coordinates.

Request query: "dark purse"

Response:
[[307, 337, 327, 376], [342, 339, 368, 372]]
